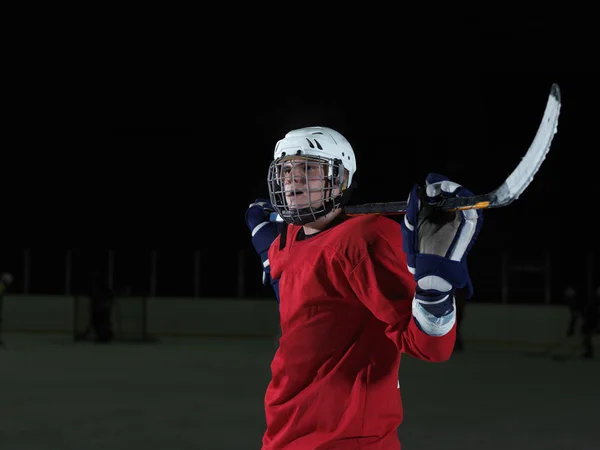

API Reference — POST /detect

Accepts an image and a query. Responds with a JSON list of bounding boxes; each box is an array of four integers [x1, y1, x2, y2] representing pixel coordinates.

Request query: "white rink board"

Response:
[[2, 295, 575, 349]]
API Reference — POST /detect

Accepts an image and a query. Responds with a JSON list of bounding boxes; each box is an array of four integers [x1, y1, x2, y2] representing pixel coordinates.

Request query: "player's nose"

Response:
[[284, 168, 306, 184]]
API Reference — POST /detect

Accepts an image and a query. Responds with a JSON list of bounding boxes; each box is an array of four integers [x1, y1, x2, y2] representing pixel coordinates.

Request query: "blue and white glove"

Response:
[[245, 199, 285, 298], [400, 173, 483, 334]]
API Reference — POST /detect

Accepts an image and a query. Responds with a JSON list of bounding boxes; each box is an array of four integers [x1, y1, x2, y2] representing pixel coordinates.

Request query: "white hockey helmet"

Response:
[[273, 126, 357, 187], [267, 126, 357, 225]]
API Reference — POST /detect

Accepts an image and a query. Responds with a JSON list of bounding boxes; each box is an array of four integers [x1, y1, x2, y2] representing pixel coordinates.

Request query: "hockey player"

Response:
[[89, 269, 115, 343], [0, 272, 14, 346], [564, 282, 599, 359], [245, 126, 483, 449]]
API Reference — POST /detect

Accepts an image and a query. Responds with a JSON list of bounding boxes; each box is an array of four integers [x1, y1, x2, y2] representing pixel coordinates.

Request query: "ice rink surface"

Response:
[[1, 333, 598, 450]]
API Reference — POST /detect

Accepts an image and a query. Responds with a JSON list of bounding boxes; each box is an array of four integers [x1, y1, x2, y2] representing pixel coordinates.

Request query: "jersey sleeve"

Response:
[[346, 227, 456, 363]]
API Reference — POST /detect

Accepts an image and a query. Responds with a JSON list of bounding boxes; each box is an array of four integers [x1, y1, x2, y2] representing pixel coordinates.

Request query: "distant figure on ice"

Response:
[[0, 272, 14, 346], [89, 269, 115, 343], [564, 284, 599, 359]]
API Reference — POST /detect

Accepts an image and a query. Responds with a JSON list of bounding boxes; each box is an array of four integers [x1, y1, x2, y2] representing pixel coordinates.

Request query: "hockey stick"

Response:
[[269, 83, 561, 222], [345, 83, 561, 215]]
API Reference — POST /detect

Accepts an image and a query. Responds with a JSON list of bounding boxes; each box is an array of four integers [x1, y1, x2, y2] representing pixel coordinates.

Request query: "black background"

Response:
[[2, 12, 598, 299]]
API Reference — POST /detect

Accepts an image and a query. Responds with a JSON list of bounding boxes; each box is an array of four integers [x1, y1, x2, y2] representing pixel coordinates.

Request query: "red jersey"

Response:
[[262, 214, 456, 450]]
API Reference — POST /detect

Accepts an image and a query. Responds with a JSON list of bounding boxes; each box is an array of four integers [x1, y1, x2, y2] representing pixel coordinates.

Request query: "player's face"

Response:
[[281, 158, 326, 209]]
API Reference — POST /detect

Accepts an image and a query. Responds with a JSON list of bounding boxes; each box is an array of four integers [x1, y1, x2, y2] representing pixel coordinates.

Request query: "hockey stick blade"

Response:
[[269, 83, 561, 222], [344, 83, 561, 216]]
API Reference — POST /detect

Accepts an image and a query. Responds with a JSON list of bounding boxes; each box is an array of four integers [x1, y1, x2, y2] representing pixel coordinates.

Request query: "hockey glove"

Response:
[[401, 173, 483, 318], [245, 199, 285, 287]]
